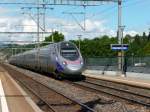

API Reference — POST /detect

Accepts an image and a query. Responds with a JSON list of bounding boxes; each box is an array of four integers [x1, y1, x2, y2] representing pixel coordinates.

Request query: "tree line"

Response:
[[73, 32, 150, 57], [45, 31, 150, 57], [5, 31, 150, 58]]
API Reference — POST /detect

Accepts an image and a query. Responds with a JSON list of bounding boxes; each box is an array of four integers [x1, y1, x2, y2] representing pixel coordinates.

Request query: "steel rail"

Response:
[[26, 77, 96, 112], [74, 79, 150, 107], [4, 64, 96, 112], [14, 77, 57, 112], [37, 80, 96, 112]]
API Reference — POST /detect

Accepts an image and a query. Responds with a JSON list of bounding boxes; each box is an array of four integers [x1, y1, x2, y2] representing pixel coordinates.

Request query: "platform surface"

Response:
[[0, 66, 42, 112], [0, 80, 9, 112], [83, 72, 150, 89]]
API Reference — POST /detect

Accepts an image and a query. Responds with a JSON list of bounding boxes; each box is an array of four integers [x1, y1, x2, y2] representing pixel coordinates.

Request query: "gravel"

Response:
[[5, 64, 150, 112], [95, 102, 150, 112]]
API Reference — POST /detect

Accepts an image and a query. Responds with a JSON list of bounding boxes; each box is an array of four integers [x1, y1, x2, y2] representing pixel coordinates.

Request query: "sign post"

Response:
[[111, 44, 128, 51], [111, 44, 128, 76]]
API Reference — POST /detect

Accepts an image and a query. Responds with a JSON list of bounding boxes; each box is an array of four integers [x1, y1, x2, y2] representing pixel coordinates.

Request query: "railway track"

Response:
[[3, 65, 96, 112], [72, 77, 150, 108], [3, 64, 150, 111]]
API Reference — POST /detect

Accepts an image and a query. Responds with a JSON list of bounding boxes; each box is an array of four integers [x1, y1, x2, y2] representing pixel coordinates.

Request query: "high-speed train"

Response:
[[9, 41, 84, 79]]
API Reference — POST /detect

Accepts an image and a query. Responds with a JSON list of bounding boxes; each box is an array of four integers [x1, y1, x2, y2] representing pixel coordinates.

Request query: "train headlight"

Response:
[[80, 61, 83, 65], [56, 57, 58, 61], [62, 61, 67, 65]]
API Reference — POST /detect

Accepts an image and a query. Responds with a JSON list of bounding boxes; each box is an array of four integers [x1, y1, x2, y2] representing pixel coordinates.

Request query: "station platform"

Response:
[[0, 67, 42, 112], [83, 71, 150, 89]]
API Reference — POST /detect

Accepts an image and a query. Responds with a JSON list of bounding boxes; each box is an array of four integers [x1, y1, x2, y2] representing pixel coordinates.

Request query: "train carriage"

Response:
[[9, 41, 84, 79]]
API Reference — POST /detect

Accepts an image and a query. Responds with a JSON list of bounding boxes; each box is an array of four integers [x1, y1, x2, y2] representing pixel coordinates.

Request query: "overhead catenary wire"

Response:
[[0, 0, 116, 6], [86, 0, 142, 20], [81, 0, 147, 34], [0, 0, 147, 37]]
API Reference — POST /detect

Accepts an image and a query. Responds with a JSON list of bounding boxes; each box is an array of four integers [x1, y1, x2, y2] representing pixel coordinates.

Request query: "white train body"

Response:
[[9, 41, 84, 78]]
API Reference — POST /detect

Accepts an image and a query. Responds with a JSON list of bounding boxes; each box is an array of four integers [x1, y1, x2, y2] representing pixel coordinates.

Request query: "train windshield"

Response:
[[60, 42, 79, 61]]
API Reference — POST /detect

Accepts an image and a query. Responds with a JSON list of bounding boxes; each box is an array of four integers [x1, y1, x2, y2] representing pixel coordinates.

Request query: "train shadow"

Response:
[[64, 75, 86, 82], [78, 99, 101, 112], [16, 66, 86, 81], [33, 70, 86, 82], [78, 98, 115, 112]]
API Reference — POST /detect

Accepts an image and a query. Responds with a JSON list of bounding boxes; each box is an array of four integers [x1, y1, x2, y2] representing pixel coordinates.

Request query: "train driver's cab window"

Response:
[[60, 42, 79, 61]]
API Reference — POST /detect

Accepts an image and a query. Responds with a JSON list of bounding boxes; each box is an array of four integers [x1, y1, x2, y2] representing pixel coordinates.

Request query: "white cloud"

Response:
[[0, 8, 11, 14], [0, 17, 37, 43], [124, 30, 138, 37], [0, 15, 140, 43], [46, 18, 112, 40], [22, 19, 37, 32], [84, 19, 105, 32], [61, 19, 116, 39]]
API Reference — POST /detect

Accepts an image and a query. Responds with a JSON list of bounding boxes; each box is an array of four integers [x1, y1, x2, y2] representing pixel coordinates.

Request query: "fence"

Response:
[[84, 56, 150, 74]]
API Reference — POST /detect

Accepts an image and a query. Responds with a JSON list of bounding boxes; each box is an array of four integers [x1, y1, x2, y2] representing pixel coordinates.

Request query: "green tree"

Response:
[[71, 35, 118, 57], [44, 31, 64, 43], [148, 32, 150, 41], [143, 42, 150, 55]]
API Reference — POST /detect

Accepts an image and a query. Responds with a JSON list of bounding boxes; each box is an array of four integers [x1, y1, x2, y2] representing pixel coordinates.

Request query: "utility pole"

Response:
[[83, 2, 86, 31], [52, 28, 54, 42], [77, 35, 82, 50], [37, 0, 40, 68], [43, 0, 46, 32], [118, 0, 122, 76], [121, 26, 125, 75], [42, 0, 46, 45], [9, 35, 13, 56]]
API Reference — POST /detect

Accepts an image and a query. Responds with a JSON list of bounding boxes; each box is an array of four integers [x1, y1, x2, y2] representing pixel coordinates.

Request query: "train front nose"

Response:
[[62, 60, 84, 75], [59, 41, 84, 75]]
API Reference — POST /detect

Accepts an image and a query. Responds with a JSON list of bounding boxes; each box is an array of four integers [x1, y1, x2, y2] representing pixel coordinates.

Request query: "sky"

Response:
[[0, 0, 150, 42]]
